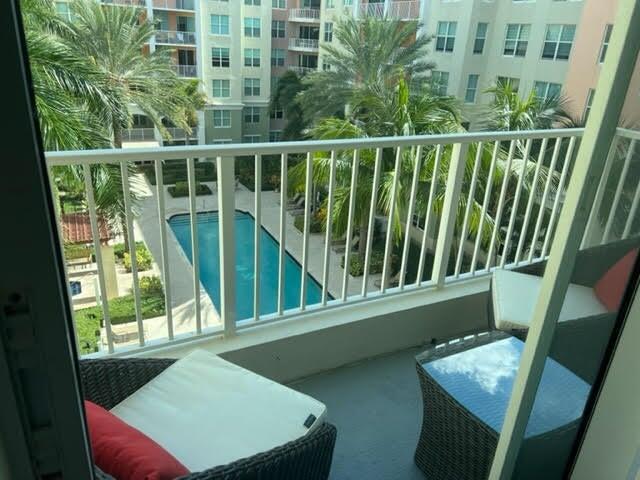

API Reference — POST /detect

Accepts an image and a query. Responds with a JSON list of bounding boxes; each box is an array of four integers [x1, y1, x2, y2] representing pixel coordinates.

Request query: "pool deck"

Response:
[[131, 171, 382, 345]]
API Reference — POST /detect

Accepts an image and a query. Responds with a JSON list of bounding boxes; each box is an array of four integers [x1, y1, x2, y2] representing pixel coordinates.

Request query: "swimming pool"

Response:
[[168, 211, 324, 321]]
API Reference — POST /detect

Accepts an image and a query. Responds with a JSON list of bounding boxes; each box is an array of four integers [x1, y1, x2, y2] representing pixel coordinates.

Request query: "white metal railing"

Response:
[[358, 1, 420, 20], [173, 64, 198, 77], [165, 126, 198, 139], [46, 127, 640, 357], [289, 8, 321, 22], [155, 30, 196, 45], [123, 128, 156, 141], [289, 38, 320, 51], [288, 65, 316, 75], [152, 0, 195, 9], [102, 0, 146, 6]]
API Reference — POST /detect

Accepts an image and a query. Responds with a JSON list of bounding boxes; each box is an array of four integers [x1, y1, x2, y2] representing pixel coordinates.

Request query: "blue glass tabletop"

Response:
[[421, 337, 591, 438]]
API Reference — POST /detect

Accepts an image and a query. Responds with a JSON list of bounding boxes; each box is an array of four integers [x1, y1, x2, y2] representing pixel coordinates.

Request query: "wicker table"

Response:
[[414, 331, 591, 480]]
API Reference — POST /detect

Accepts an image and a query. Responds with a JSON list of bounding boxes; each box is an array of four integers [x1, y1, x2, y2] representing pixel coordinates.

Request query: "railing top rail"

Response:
[[617, 127, 640, 140], [46, 128, 585, 165]]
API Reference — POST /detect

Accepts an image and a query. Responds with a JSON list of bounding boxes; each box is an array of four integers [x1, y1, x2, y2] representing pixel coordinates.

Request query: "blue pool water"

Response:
[[168, 211, 324, 320]]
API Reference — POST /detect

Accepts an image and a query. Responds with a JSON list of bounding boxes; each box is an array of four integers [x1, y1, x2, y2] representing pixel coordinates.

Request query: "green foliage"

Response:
[[236, 155, 281, 191], [113, 240, 145, 260], [139, 275, 164, 296], [341, 249, 399, 277], [123, 243, 153, 272], [271, 71, 308, 140], [293, 212, 323, 234], [64, 243, 93, 260], [167, 181, 212, 198], [140, 160, 216, 185], [74, 285, 166, 354]]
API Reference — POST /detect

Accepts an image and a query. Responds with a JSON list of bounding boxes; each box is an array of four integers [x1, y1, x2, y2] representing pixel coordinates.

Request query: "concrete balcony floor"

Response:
[[293, 347, 426, 480]]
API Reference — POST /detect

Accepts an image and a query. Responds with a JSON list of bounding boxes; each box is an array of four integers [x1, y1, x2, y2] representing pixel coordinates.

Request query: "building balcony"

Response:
[[288, 8, 321, 23], [122, 127, 156, 142], [358, 0, 420, 20], [164, 126, 198, 139], [289, 38, 320, 52], [173, 64, 198, 77], [155, 29, 196, 45], [288, 65, 316, 75], [152, 0, 195, 10], [101, 0, 146, 6]]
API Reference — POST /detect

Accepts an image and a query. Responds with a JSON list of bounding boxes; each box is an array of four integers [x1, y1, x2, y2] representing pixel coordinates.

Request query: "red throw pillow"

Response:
[[594, 249, 638, 311], [85, 400, 189, 480]]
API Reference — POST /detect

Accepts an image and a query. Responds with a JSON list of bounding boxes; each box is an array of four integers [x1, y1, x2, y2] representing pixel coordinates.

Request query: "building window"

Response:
[[244, 18, 261, 37], [244, 106, 261, 123], [212, 79, 230, 97], [269, 131, 283, 142], [534, 81, 562, 101], [465, 74, 479, 104], [244, 0, 260, 4], [271, 48, 285, 66], [497, 76, 520, 92], [211, 47, 230, 67], [244, 134, 261, 143], [244, 48, 261, 67], [599, 24, 613, 63], [323, 61, 331, 71], [272, 20, 285, 38], [436, 21, 456, 52], [213, 110, 231, 128], [272, 0, 286, 8], [431, 71, 449, 95], [473, 22, 488, 54], [210, 15, 229, 35], [270, 107, 284, 119], [504, 24, 530, 57], [326, 0, 335, 8], [542, 24, 576, 60], [324, 22, 333, 42], [244, 78, 261, 96], [584, 89, 595, 120]]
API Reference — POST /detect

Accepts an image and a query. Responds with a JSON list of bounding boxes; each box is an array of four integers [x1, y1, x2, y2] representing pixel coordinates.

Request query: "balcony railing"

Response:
[[123, 128, 156, 141], [173, 64, 198, 77], [289, 38, 320, 51], [358, 1, 420, 20], [155, 30, 196, 45], [102, 0, 146, 6], [152, 0, 195, 10], [288, 65, 316, 75], [289, 8, 321, 22], [165, 126, 198, 139], [45, 127, 639, 356]]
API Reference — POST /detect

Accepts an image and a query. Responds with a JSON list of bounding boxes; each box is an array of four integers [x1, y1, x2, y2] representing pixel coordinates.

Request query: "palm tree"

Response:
[[271, 71, 308, 140], [298, 16, 435, 123]]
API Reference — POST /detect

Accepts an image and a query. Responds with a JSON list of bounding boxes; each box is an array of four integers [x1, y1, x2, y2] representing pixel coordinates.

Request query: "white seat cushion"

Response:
[[110, 350, 327, 472], [492, 270, 608, 331]]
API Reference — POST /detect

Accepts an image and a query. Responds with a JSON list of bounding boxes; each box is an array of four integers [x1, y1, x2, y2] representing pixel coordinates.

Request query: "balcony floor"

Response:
[[293, 347, 426, 480]]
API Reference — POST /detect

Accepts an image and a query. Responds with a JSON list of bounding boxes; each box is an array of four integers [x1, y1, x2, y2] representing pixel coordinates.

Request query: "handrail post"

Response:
[[432, 142, 469, 288], [217, 156, 236, 336]]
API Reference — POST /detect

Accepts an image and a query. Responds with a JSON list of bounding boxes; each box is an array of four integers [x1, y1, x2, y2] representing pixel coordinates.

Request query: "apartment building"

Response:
[[421, 0, 586, 127], [564, 0, 640, 124]]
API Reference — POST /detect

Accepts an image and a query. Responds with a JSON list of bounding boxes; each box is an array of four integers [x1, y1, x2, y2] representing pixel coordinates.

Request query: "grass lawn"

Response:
[[75, 290, 165, 354]]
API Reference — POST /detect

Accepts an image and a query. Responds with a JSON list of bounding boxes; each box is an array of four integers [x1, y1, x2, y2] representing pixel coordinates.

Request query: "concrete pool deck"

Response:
[[129, 170, 383, 347]]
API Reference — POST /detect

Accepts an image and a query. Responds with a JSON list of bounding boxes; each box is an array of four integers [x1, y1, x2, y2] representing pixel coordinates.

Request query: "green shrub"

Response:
[[114, 240, 145, 260], [123, 243, 153, 272], [140, 275, 164, 296], [64, 244, 93, 260], [235, 155, 281, 191], [341, 249, 398, 277], [293, 212, 323, 234], [140, 160, 216, 185], [167, 181, 212, 198]]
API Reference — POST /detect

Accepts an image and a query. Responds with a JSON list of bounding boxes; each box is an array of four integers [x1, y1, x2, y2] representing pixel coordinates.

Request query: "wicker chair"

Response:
[[80, 358, 337, 480]]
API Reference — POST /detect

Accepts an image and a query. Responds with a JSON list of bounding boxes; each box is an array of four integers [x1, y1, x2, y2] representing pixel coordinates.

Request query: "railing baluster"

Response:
[[120, 162, 144, 346], [362, 148, 382, 297], [217, 156, 236, 335], [582, 136, 619, 248], [541, 136, 576, 258], [432, 143, 469, 287], [154, 160, 173, 339], [277, 153, 287, 315], [254, 154, 261, 321], [300, 153, 313, 310], [417, 144, 443, 285], [514, 137, 547, 265], [454, 142, 482, 278], [322, 150, 337, 305], [528, 137, 562, 262], [500, 138, 533, 268], [623, 179, 640, 239], [471, 141, 499, 274], [186, 157, 201, 333], [381, 146, 403, 293], [399, 145, 423, 289], [342, 149, 360, 301], [603, 139, 636, 244], [82, 164, 114, 353], [485, 140, 516, 271]]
